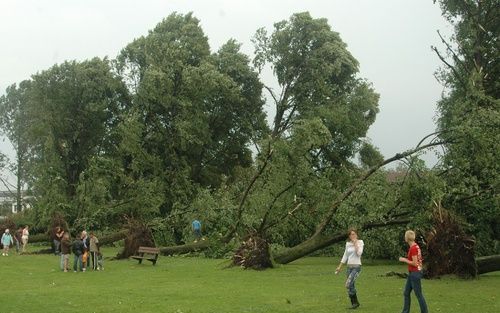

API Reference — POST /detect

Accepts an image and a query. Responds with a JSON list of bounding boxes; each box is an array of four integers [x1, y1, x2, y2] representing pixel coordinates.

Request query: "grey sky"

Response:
[[0, 0, 451, 185]]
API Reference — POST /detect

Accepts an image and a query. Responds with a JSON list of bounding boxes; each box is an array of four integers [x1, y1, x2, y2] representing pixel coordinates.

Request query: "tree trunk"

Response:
[[274, 218, 410, 264], [99, 230, 128, 246], [16, 150, 22, 213], [476, 255, 500, 275], [160, 240, 210, 255], [274, 232, 345, 264]]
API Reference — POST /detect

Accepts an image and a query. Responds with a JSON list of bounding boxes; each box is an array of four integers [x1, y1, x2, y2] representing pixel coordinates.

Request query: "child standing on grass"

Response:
[[81, 231, 90, 271], [398, 230, 428, 313], [60, 233, 71, 272], [89, 232, 100, 270], [97, 250, 104, 270], [72, 233, 84, 272], [1, 229, 14, 256]]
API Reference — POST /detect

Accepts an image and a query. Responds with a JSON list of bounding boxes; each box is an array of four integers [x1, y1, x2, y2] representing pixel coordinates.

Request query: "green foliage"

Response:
[[434, 0, 499, 255], [116, 12, 267, 216], [254, 12, 379, 167], [359, 141, 384, 168], [0, 80, 32, 210]]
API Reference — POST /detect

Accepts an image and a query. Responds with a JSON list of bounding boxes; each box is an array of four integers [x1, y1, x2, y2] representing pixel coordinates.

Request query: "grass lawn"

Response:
[[0, 247, 498, 313]]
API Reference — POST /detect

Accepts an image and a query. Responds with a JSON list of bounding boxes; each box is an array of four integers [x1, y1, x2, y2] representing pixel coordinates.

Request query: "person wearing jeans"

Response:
[[335, 228, 364, 309], [399, 230, 428, 313], [60, 233, 71, 272], [72, 234, 84, 272]]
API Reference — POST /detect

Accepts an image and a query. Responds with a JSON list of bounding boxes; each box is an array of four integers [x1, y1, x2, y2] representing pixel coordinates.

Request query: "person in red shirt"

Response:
[[398, 230, 428, 313]]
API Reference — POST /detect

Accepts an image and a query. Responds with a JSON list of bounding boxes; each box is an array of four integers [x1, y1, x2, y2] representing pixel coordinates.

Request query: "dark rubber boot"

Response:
[[349, 294, 360, 309], [348, 295, 355, 309]]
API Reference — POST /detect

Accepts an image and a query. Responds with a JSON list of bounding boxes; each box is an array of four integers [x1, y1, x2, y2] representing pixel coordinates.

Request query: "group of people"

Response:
[[336, 228, 428, 313], [1, 226, 30, 256], [52, 227, 103, 272]]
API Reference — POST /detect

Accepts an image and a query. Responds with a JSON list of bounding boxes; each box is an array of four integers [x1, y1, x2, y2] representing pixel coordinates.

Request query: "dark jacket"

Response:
[[72, 239, 84, 256], [61, 238, 71, 254], [15, 229, 22, 242]]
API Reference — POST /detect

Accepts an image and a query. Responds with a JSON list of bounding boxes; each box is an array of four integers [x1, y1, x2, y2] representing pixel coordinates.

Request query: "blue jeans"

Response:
[[194, 229, 201, 240], [402, 271, 428, 313], [53, 239, 60, 255], [73, 254, 83, 271], [345, 266, 361, 296]]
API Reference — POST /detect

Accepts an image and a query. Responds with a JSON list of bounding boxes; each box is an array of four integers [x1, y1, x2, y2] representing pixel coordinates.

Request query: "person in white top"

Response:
[[21, 226, 29, 253], [335, 228, 364, 309]]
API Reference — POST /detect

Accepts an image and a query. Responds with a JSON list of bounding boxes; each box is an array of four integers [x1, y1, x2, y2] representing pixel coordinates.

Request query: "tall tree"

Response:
[[230, 12, 380, 236], [253, 12, 379, 163], [26, 57, 129, 222], [0, 80, 32, 211], [433, 0, 499, 254], [117, 12, 267, 215]]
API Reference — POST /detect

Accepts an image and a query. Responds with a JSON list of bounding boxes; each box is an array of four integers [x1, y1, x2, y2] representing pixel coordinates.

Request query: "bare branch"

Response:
[[257, 183, 296, 233], [314, 140, 448, 236], [260, 202, 303, 233], [0, 176, 16, 196], [263, 85, 279, 106], [432, 46, 467, 89], [223, 143, 274, 242]]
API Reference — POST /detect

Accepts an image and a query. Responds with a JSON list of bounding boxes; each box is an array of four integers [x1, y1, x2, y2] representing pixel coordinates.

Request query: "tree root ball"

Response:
[[423, 207, 477, 278], [116, 218, 155, 259], [232, 235, 273, 270]]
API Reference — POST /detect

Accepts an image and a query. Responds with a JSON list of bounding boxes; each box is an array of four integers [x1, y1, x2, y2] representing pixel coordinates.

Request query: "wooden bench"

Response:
[[130, 246, 160, 265]]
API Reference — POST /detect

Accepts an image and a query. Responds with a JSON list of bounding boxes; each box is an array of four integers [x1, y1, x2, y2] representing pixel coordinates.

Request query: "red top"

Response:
[[407, 243, 423, 272]]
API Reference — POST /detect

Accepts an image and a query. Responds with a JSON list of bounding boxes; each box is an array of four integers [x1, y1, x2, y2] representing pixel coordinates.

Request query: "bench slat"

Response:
[[138, 247, 160, 253], [131, 246, 160, 265]]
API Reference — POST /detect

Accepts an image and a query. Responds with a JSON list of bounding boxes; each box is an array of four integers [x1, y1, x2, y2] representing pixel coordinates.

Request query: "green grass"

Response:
[[1, 247, 498, 313]]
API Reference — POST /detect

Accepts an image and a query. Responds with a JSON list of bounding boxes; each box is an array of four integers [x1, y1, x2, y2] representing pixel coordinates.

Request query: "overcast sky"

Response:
[[0, 0, 452, 185]]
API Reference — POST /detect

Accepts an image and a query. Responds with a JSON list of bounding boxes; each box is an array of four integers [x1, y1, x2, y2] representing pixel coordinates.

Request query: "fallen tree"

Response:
[[154, 137, 446, 265], [274, 218, 410, 264], [160, 240, 210, 256], [423, 203, 476, 278], [273, 140, 445, 264], [476, 255, 500, 275]]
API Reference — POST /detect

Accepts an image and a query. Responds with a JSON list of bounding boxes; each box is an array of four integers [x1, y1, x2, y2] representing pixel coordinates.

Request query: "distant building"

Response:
[[0, 190, 31, 216]]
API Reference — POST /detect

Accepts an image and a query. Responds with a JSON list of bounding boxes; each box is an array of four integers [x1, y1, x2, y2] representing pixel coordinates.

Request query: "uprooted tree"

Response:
[[1, 5, 497, 276]]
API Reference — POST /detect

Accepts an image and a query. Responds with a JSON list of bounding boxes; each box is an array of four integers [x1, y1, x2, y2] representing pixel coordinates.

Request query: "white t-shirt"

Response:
[[340, 240, 364, 265]]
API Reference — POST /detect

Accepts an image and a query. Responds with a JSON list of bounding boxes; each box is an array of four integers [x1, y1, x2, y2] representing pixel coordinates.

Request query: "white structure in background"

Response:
[[0, 190, 31, 216]]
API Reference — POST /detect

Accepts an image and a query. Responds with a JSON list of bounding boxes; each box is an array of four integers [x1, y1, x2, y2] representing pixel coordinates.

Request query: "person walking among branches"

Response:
[[335, 228, 364, 309]]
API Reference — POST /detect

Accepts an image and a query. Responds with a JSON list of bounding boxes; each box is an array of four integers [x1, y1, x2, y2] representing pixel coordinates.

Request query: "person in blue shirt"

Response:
[[192, 219, 203, 243], [1, 229, 14, 256]]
